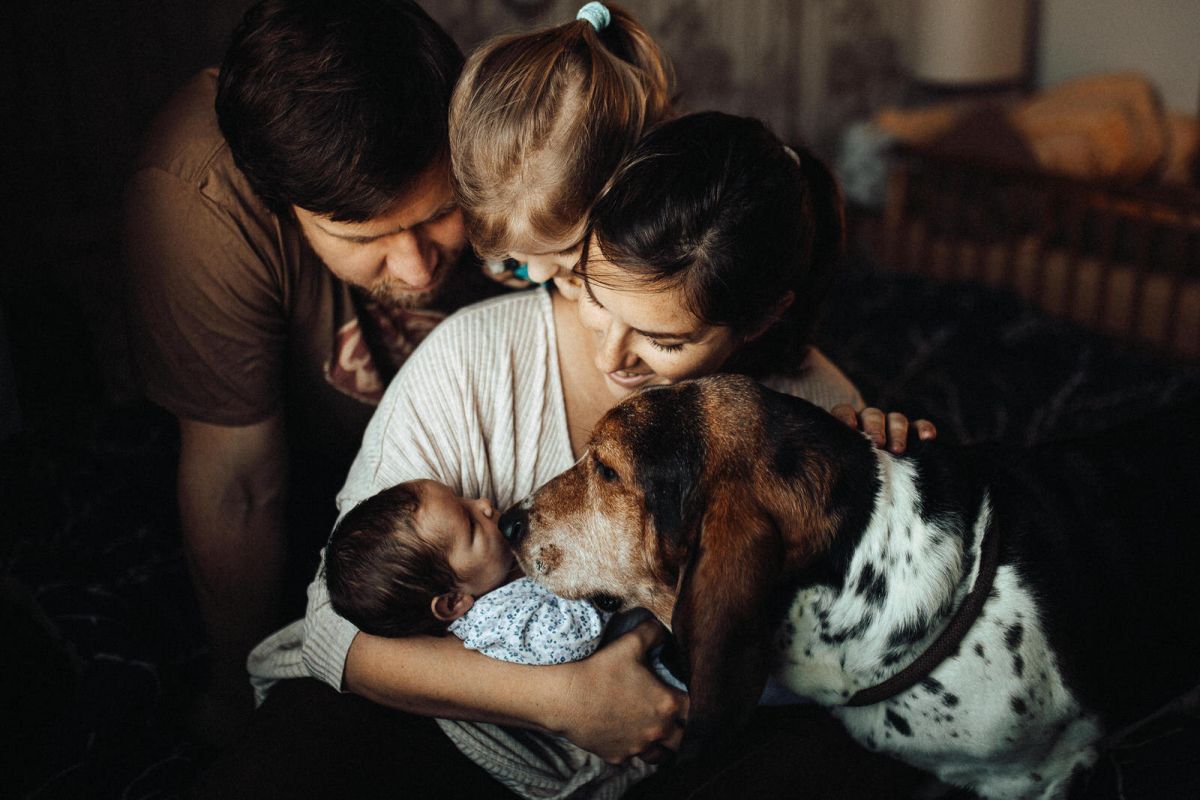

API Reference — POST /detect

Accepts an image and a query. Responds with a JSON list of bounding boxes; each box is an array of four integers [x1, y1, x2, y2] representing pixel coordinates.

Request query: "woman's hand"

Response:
[[831, 404, 937, 455], [552, 619, 688, 764]]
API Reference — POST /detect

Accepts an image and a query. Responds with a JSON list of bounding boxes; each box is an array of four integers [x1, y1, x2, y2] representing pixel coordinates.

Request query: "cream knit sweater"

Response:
[[248, 287, 862, 798]]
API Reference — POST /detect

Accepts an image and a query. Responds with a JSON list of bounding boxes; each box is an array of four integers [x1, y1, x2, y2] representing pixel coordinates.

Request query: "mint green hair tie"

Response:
[[576, 2, 611, 32]]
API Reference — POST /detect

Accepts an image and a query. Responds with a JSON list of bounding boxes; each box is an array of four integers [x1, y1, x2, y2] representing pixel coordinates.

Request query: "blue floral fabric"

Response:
[[448, 577, 609, 665]]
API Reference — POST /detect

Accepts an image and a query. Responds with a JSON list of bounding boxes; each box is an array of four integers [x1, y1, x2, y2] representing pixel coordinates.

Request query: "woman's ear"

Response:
[[745, 290, 795, 342], [431, 591, 475, 622]]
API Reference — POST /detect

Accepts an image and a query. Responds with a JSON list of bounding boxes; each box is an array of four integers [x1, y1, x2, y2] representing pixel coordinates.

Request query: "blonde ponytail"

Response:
[[449, 4, 674, 258]]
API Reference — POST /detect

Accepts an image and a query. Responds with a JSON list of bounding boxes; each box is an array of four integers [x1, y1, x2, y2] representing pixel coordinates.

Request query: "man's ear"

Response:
[[745, 290, 795, 342], [431, 591, 474, 622]]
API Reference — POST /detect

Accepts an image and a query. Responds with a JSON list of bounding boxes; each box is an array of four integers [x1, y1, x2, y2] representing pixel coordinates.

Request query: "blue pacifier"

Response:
[[485, 258, 539, 284]]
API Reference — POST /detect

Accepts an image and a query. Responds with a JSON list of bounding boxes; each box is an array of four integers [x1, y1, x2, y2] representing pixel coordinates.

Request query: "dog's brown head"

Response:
[[501, 374, 875, 756]]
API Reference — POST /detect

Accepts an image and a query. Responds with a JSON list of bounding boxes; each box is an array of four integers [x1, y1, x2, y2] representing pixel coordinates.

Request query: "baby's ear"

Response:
[[431, 592, 475, 622]]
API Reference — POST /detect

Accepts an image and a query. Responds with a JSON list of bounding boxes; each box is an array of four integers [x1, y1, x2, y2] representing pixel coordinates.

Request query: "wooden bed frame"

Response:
[[874, 145, 1200, 360]]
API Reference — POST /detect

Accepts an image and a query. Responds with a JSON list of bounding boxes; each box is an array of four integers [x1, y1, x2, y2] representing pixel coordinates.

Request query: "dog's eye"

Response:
[[591, 594, 622, 613], [595, 458, 619, 483]]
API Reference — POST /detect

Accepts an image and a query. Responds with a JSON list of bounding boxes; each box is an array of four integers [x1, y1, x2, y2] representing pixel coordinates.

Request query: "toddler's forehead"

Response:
[[506, 216, 587, 255]]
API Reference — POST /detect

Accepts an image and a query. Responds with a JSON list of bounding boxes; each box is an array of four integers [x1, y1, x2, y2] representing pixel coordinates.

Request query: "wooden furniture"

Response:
[[876, 144, 1200, 360]]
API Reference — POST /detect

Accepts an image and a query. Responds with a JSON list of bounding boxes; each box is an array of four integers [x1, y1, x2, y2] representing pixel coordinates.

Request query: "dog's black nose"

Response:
[[499, 508, 528, 545]]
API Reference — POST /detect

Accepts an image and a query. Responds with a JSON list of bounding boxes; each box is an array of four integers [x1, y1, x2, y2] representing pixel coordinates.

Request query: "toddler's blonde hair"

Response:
[[449, 4, 673, 259]]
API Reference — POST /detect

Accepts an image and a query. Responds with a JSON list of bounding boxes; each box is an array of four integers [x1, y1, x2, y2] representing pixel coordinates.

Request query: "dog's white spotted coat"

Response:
[[776, 450, 1100, 800]]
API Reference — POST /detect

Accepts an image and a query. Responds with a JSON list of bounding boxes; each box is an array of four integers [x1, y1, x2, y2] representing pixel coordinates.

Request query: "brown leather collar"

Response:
[[845, 518, 1001, 707]]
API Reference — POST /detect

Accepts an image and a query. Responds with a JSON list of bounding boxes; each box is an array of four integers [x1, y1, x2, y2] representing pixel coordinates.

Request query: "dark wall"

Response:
[[1, 1, 253, 422]]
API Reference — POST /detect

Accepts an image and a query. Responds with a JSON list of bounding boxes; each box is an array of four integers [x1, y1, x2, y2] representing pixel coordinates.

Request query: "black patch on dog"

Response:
[[974, 643, 985, 658], [884, 709, 913, 736], [626, 385, 706, 555], [921, 676, 944, 693], [1013, 654, 1025, 678], [855, 562, 888, 606], [823, 613, 874, 645], [943, 693, 959, 707], [909, 445, 987, 559], [886, 619, 928, 649], [1011, 696, 1028, 716], [1005, 623, 1024, 652], [772, 388, 882, 592]]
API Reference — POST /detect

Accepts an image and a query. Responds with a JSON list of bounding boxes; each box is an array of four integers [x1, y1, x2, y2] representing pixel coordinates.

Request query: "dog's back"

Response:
[[963, 406, 1200, 728]]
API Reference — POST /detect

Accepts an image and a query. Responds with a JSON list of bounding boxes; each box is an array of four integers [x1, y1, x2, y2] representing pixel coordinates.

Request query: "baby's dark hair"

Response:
[[583, 111, 844, 377], [324, 482, 459, 637]]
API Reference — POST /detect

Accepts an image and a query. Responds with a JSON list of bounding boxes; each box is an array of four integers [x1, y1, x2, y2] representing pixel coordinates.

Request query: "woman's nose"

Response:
[[384, 231, 438, 288], [595, 323, 636, 373]]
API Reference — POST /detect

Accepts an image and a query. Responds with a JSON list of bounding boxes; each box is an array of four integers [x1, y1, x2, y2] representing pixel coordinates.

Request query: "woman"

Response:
[[235, 114, 931, 798]]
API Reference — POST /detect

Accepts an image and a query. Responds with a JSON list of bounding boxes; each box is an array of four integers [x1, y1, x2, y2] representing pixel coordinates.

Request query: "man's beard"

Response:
[[369, 278, 438, 310]]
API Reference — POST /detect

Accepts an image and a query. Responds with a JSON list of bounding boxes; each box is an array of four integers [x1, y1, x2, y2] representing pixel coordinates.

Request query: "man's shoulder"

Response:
[[134, 69, 260, 213]]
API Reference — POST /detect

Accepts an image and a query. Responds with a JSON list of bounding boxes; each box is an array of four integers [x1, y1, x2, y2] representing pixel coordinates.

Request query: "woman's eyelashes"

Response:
[[582, 281, 687, 353], [582, 281, 602, 307]]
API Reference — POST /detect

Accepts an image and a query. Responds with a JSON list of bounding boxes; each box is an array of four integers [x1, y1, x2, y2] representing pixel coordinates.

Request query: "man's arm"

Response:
[[177, 415, 288, 704]]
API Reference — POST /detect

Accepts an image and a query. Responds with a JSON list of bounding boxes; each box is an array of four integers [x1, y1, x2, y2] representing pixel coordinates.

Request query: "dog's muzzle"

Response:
[[499, 507, 528, 546]]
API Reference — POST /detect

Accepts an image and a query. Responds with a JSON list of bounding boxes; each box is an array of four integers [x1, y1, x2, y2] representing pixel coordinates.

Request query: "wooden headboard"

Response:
[[876, 145, 1200, 360]]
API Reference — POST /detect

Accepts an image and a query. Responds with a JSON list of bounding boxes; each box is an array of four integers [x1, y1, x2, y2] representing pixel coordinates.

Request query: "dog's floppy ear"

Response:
[[672, 489, 783, 760]]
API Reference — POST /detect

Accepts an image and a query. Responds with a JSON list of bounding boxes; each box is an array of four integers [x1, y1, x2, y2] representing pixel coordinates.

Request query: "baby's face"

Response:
[[412, 480, 514, 597]]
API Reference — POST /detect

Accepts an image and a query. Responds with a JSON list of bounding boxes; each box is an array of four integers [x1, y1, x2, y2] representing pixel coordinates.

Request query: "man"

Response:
[[122, 0, 495, 732]]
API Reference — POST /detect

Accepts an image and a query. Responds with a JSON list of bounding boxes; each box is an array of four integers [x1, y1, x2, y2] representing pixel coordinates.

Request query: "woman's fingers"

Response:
[[623, 617, 668, 653], [834, 406, 939, 453], [887, 412, 909, 454], [561, 619, 686, 763], [830, 403, 859, 430], [859, 407, 886, 446]]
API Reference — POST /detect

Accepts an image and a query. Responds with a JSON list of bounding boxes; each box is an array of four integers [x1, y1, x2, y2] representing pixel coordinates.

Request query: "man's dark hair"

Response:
[[583, 111, 845, 378], [324, 482, 459, 637], [216, 0, 463, 221]]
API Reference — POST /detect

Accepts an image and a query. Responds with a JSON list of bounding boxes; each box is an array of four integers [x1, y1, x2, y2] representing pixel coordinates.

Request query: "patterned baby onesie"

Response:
[[448, 577, 609, 665]]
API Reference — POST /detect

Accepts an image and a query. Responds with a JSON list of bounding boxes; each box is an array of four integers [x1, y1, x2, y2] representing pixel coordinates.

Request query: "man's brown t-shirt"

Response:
[[124, 69, 459, 468]]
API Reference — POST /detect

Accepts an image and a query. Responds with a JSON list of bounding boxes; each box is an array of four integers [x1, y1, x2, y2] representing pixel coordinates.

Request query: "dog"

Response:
[[498, 374, 1200, 800]]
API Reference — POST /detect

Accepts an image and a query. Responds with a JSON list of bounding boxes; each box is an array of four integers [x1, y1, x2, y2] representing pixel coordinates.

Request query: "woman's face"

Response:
[[577, 239, 740, 400]]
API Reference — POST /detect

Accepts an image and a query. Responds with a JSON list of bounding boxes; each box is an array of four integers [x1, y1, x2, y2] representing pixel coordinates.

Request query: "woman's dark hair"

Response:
[[324, 482, 459, 637], [216, 0, 463, 221], [583, 111, 845, 377]]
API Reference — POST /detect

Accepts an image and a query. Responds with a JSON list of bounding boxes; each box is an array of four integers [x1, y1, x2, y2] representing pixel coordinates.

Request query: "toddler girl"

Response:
[[449, 1, 672, 294]]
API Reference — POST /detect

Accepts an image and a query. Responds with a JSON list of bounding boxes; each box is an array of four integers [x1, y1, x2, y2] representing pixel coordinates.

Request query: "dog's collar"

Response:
[[844, 516, 1001, 707]]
